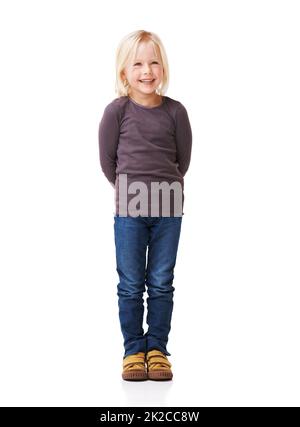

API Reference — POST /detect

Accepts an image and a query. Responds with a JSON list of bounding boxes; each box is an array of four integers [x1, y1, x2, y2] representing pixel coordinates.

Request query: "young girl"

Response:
[[98, 30, 192, 381]]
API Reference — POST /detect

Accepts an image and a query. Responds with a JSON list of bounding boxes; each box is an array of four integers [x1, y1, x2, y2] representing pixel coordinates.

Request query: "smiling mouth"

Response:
[[139, 79, 155, 83]]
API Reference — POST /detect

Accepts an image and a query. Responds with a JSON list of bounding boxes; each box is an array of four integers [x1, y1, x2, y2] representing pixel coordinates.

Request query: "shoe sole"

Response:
[[148, 371, 173, 381], [122, 370, 148, 381]]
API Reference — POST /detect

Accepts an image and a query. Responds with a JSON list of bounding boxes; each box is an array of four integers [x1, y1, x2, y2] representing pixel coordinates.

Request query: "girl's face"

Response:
[[122, 41, 164, 98]]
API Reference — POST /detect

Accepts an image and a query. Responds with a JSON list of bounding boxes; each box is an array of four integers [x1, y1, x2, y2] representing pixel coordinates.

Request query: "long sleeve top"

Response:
[[98, 95, 192, 217]]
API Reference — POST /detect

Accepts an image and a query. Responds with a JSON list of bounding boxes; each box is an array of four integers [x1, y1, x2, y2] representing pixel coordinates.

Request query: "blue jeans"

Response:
[[114, 215, 183, 358]]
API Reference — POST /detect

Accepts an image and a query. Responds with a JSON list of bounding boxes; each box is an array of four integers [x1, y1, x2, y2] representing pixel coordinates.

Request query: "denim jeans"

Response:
[[114, 215, 183, 359]]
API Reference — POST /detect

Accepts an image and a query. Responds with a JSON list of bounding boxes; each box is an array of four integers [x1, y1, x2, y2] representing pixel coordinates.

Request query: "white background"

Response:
[[0, 0, 299, 407]]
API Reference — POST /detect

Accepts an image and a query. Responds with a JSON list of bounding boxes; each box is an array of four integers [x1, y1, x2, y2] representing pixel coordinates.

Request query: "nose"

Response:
[[143, 63, 152, 75]]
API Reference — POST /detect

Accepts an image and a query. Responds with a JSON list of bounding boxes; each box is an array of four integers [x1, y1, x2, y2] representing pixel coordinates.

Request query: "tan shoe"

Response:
[[122, 352, 147, 381], [146, 349, 173, 381]]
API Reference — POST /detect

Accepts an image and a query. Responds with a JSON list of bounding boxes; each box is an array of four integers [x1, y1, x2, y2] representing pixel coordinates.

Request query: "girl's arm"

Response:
[[175, 103, 193, 177], [98, 104, 120, 187]]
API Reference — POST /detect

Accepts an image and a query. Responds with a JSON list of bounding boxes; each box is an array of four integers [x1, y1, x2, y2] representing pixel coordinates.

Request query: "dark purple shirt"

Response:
[[98, 95, 192, 217]]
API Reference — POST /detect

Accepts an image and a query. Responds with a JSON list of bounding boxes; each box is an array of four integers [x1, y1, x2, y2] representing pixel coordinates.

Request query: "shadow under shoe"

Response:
[[122, 352, 148, 381], [146, 349, 173, 381]]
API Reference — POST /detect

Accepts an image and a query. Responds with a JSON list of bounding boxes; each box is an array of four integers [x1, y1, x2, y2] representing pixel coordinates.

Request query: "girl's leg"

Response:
[[144, 216, 183, 356], [114, 215, 149, 358]]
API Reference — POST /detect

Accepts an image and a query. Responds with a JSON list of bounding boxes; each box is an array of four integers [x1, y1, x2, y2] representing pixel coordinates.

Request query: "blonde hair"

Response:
[[115, 30, 169, 97]]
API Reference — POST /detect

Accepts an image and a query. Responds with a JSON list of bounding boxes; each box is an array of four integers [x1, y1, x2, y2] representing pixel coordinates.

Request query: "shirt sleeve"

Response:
[[98, 104, 120, 186], [175, 103, 192, 177]]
